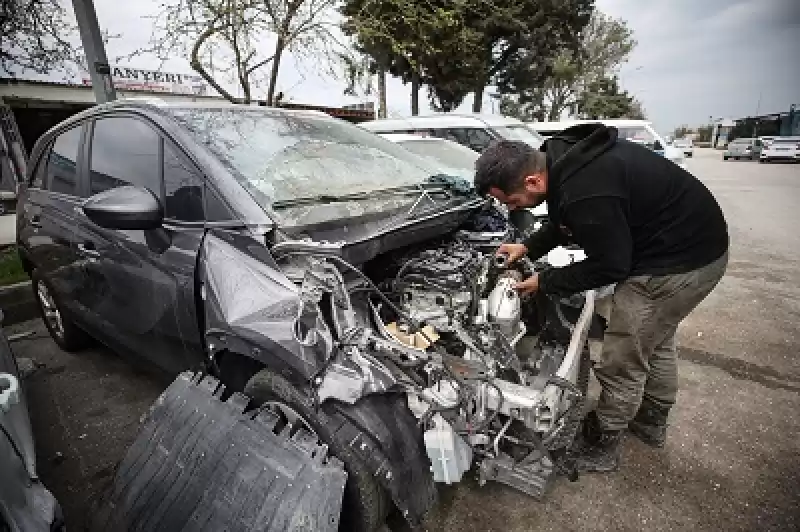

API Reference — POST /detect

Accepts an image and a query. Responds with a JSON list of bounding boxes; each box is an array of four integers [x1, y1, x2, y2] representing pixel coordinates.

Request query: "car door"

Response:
[[73, 114, 205, 373], [18, 123, 91, 319]]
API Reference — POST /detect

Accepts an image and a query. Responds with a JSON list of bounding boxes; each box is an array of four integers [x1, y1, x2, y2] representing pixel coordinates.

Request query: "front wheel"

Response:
[[723, 156, 729, 161], [245, 370, 389, 532]]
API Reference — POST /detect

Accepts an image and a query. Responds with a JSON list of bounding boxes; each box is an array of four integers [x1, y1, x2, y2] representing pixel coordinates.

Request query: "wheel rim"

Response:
[[36, 282, 64, 338], [263, 400, 319, 439]]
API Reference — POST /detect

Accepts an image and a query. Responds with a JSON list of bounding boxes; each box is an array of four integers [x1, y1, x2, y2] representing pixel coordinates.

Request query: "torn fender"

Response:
[[199, 230, 332, 380]]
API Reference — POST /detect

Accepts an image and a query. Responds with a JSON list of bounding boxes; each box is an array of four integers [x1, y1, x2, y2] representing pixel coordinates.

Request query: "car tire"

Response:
[[245, 369, 389, 532], [32, 272, 92, 352], [734, 156, 739, 160], [723, 156, 729, 161]]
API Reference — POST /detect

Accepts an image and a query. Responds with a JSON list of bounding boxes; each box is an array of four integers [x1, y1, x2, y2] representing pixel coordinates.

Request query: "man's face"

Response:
[[487, 172, 547, 211]]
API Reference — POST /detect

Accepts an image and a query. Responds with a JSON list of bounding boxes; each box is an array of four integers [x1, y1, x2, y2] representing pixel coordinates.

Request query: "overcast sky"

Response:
[[31, 0, 800, 134]]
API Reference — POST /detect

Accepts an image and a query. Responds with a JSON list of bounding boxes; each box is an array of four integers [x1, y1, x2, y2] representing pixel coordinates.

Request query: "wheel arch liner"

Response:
[[324, 394, 438, 527], [91, 371, 347, 532]]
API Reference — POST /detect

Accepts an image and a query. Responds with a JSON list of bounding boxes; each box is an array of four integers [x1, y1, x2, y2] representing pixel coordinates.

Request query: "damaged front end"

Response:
[[198, 205, 596, 527]]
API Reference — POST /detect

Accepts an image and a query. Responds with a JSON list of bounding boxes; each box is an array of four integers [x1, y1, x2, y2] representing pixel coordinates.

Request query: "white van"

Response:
[[361, 114, 544, 153], [527, 119, 687, 169]]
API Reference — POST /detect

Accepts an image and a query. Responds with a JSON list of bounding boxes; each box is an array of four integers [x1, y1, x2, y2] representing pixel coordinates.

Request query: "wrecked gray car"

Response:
[[0, 310, 63, 532], [17, 102, 595, 531]]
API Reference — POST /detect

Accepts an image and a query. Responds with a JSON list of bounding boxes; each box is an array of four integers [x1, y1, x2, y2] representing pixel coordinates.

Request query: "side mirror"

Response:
[[83, 185, 163, 230]]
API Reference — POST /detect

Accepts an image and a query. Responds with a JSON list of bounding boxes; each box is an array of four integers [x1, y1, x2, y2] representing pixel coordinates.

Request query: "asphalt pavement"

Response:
[[7, 149, 800, 531]]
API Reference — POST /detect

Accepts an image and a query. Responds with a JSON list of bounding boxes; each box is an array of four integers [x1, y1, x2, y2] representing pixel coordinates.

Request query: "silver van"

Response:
[[724, 138, 762, 161]]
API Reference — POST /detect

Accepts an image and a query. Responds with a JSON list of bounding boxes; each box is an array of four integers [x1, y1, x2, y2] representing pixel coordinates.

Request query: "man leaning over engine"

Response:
[[473, 124, 729, 473]]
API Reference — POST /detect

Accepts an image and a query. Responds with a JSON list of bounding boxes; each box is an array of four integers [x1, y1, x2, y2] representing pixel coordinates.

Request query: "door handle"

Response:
[[77, 243, 100, 258]]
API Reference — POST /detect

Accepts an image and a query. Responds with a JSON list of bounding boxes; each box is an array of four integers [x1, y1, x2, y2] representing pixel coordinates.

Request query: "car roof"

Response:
[[528, 119, 656, 131], [378, 133, 444, 142], [361, 113, 525, 132], [35, 99, 332, 149]]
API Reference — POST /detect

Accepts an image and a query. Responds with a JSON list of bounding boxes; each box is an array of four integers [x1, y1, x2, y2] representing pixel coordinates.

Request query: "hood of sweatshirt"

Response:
[[543, 123, 618, 188]]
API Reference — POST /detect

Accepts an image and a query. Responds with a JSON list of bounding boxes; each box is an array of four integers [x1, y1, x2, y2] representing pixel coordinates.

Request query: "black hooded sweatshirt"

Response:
[[528, 124, 729, 296]]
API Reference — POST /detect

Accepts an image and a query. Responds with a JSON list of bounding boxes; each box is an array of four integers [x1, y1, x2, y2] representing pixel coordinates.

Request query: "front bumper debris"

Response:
[[92, 372, 347, 532]]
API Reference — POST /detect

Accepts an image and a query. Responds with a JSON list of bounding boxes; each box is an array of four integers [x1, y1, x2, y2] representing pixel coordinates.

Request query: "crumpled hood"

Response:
[[544, 123, 618, 188]]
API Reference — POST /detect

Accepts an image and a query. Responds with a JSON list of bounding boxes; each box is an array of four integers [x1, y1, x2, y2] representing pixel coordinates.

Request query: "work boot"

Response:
[[628, 399, 670, 448], [573, 411, 621, 473]]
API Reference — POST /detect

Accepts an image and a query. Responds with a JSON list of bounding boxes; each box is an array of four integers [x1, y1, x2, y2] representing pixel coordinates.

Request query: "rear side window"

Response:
[[47, 126, 83, 195], [89, 117, 160, 197]]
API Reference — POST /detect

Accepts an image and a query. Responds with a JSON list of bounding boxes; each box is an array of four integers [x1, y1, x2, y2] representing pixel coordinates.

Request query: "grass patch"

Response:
[[0, 246, 28, 287]]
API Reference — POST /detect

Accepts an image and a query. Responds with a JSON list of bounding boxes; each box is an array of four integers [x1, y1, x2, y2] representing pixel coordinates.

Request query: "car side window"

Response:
[[462, 128, 493, 152], [438, 128, 493, 152], [47, 126, 83, 195], [89, 117, 160, 197], [205, 187, 234, 222], [432, 128, 465, 145], [163, 143, 204, 222]]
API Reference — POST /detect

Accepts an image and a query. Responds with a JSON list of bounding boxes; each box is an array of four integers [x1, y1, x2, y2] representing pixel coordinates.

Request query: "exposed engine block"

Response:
[[395, 242, 484, 330]]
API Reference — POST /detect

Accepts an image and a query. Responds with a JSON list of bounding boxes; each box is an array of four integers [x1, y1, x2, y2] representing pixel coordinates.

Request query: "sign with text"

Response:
[[82, 66, 208, 95]]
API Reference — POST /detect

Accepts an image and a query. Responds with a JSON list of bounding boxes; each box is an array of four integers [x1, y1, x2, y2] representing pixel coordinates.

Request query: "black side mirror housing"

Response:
[[83, 186, 163, 230]]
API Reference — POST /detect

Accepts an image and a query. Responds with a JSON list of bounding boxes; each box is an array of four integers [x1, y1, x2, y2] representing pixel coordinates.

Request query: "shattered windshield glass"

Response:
[[168, 108, 443, 213]]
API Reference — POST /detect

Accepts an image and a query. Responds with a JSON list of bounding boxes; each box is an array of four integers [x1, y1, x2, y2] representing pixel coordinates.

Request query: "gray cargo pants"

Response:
[[594, 251, 728, 431]]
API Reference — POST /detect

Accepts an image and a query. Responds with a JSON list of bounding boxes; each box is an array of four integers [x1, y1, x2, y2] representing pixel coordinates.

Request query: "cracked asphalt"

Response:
[[7, 148, 800, 531]]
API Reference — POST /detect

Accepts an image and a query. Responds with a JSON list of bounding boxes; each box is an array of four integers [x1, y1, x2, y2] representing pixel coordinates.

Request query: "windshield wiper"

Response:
[[271, 183, 449, 209]]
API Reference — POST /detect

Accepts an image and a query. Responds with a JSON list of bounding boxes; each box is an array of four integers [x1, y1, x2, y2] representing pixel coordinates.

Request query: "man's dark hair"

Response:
[[474, 140, 547, 196]]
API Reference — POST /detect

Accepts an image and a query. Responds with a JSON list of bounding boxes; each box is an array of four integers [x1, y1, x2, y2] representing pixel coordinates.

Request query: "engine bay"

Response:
[[272, 207, 596, 499]]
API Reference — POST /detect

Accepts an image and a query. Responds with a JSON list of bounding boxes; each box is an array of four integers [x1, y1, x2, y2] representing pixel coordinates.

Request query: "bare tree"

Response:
[[261, 0, 341, 105], [1, 0, 79, 74], [144, 0, 340, 104]]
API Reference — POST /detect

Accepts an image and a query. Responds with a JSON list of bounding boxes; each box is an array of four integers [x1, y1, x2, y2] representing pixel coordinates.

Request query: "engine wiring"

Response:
[[279, 242, 580, 472]]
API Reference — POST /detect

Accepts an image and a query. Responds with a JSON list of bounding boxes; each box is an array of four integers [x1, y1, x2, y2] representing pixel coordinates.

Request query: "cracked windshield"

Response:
[[169, 108, 445, 212]]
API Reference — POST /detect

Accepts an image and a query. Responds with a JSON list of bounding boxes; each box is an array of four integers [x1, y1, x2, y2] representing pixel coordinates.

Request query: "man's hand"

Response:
[[496, 243, 528, 266], [514, 273, 540, 295]]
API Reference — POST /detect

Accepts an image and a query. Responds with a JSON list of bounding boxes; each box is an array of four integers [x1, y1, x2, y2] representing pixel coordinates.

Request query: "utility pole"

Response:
[[72, 0, 116, 103], [753, 90, 763, 138]]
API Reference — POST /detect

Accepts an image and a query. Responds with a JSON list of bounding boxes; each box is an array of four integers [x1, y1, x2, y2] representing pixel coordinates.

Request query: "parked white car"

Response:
[[377, 133, 478, 177], [362, 113, 544, 153], [527, 119, 688, 170], [759, 137, 800, 163]]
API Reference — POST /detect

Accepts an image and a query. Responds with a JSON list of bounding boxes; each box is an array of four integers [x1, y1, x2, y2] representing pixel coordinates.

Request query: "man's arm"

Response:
[[537, 197, 632, 296], [522, 221, 564, 261]]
